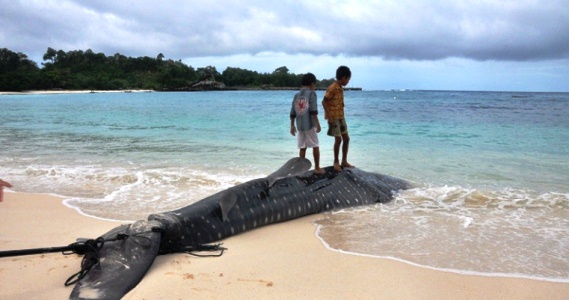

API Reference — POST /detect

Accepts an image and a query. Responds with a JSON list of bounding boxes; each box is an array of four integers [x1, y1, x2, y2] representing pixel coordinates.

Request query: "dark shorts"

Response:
[[327, 118, 348, 137]]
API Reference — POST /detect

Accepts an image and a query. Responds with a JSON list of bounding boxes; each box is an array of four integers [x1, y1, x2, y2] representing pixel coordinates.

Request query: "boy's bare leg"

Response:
[[299, 148, 307, 158], [333, 137, 343, 172], [0, 179, 12, 202], [313, 147, 324, 174], [340, 133, 355, 168]]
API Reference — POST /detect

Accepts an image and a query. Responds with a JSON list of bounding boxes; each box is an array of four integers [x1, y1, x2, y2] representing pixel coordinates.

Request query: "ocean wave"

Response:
[[3, 163, 264, 221], [315, 185, 569, 282]]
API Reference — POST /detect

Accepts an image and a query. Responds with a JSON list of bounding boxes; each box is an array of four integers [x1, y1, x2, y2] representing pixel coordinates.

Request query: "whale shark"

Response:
[[68, 157, 411, 299]]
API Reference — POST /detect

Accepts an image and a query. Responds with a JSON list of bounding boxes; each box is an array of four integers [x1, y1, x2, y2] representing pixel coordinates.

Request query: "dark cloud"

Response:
[[2, 0, 568, 62]]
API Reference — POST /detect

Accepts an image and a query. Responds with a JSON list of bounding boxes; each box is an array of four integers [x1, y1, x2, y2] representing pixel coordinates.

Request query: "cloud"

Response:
[[2, 0, 568, 63]]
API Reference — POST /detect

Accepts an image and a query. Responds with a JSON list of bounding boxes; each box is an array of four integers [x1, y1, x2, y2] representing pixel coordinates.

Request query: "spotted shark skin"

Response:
[[70, 158, 411, 299]]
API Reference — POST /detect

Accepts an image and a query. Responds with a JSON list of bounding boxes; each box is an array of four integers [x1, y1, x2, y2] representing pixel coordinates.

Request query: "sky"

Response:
[[2, 0, 568, 92]]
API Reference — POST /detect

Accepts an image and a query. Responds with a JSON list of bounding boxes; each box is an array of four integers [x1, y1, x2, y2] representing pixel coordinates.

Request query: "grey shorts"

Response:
[[327, 118, 348, 137]]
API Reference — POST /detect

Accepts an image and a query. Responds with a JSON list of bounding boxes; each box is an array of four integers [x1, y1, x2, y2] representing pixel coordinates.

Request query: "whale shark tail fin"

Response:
[[266, 157, 311, 187], [69, 220, 163, 300]]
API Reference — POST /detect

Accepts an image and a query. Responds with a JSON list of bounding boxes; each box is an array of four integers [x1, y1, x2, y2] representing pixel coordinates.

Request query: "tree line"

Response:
[[0, 48, 335, 91]]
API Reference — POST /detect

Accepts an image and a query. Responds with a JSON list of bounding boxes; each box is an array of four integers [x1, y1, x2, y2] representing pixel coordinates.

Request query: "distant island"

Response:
[[0, 47, 361, 92]]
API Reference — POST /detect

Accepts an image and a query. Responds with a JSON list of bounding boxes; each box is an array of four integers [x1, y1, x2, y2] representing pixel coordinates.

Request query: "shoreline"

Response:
[[3, 89, 569, 96], [1, 191, 568, 299], [0, 89, 154, 95], [0, 86, 363, 96]]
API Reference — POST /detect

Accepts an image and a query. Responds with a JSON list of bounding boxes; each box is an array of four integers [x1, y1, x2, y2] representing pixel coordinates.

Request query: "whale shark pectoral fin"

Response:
[[70, 220, 163, 300], [267, 157, 312, 187], [219, 191, 238, 222]]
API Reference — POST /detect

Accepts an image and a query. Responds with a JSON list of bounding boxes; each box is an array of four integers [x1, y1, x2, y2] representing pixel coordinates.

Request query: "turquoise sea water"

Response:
[[1, 90, 568, 282]]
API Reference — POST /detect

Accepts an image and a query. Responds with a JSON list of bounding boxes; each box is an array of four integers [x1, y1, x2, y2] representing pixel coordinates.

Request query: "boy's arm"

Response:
[[322, 85, 337, 121], [290, 117, 296, 136], [290, 101, 297, 136], [311, 114, 321, 133], [322, 95, 332, 121], [309, 92, 321, 133]]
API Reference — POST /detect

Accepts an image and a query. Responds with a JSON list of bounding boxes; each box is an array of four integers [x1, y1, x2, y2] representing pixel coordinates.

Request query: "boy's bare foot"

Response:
[[341, 162, 355, 168], [313, 168, 325, 174], [333, 163, 343, 172]]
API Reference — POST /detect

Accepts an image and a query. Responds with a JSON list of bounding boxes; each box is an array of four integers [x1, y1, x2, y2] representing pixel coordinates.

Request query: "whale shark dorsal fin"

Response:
[[266, 157, 311, 187], [219, 190, 238, 222]]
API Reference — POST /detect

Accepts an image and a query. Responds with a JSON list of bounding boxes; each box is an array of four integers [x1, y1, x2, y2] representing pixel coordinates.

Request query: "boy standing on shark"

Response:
[[290, 73, 323, 174], [322, 66, 354, 172]]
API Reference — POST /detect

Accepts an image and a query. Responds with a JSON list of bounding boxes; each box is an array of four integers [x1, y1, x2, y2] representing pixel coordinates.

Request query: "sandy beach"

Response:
[[0, 192, 567, 299]]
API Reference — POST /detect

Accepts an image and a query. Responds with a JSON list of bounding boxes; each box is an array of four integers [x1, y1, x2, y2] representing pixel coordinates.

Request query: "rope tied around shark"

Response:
[[64, 236, 109, 286], [64, 227, 226, 286], [0, 226, 227, 287]]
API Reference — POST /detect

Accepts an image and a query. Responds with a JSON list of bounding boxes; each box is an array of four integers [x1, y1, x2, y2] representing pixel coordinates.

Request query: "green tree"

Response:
[[43, 47, 57, 64], [2, 47, 330, 91], [273, 66, 289, 74], [0, 48, 40, 91]]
